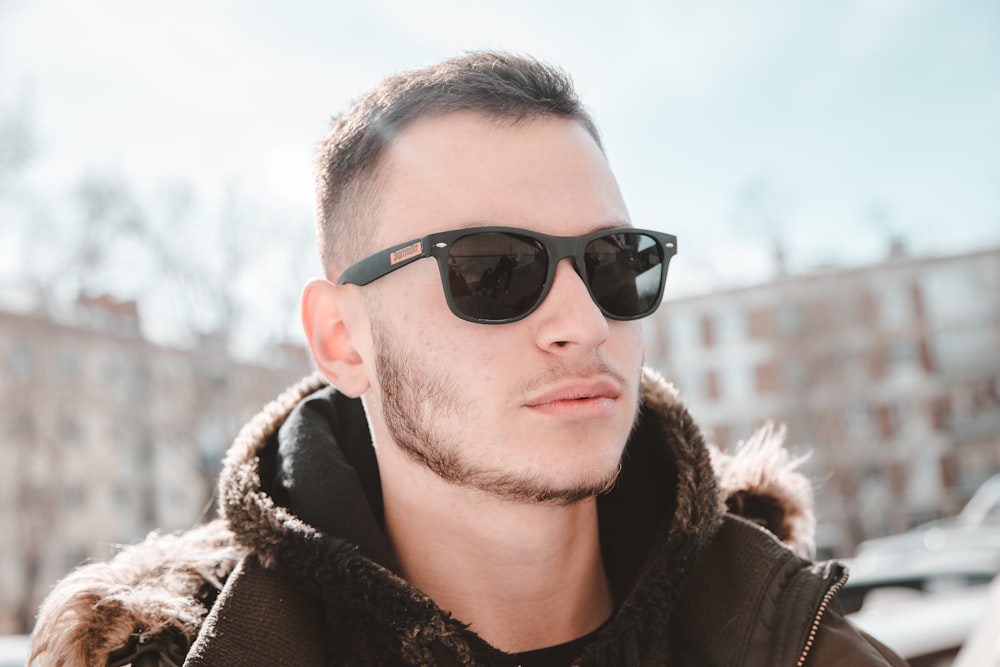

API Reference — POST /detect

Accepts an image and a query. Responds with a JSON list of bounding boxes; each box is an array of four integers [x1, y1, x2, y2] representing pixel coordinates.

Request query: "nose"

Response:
[[531, 259, 610, 351]]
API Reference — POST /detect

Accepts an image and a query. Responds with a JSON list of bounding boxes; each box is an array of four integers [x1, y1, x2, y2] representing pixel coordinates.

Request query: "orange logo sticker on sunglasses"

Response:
[[390, 241, 423, 266]]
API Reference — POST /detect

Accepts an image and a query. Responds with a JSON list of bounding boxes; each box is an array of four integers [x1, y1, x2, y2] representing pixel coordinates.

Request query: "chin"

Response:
[[531, 469, 622, 506], [520, 455, 624, 505]]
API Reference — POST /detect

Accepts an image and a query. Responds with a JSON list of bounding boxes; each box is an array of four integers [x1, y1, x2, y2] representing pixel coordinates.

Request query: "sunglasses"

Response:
[[337, 226, 678, 324]]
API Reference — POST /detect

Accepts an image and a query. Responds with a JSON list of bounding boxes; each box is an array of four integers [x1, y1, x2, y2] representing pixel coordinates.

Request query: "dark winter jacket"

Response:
[[30, 369, 907, 666]]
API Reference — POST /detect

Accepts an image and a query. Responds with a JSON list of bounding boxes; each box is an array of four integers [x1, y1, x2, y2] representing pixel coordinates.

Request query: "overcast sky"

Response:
[[1, 0, 998, 346]]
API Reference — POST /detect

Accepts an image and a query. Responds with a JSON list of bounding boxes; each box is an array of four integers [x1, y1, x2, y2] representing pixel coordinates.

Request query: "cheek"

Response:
[[431, 325, 506, 387], [370, 263, 447, 331], [370, 271, 503, 381], [609, 323, 647, 381], [611, 322, 645, 357]]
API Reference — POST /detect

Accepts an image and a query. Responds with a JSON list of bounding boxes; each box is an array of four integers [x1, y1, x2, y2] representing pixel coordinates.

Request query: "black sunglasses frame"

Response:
[[337, 226, 678, 324]]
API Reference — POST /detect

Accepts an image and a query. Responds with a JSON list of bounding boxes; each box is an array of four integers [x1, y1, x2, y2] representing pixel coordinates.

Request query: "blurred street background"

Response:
[[1, 1, 999, 664]]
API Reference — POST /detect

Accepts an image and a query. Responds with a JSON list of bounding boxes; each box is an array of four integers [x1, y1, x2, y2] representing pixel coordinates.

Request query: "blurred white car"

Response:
[[842, 554, 995, 665], [854, 473, 1000, 569], [841, 474, 1000, 665]]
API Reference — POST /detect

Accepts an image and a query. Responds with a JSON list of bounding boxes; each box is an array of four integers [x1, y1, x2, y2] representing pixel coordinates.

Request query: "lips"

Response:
[[523, 378, 622, 409]]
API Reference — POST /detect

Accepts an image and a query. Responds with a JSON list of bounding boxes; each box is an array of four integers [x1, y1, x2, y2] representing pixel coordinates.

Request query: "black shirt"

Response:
[[513, 624, 604, 667]]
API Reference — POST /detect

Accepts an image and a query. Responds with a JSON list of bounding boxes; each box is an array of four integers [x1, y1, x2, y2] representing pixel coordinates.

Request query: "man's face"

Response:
[[354, 112, 645, 504]]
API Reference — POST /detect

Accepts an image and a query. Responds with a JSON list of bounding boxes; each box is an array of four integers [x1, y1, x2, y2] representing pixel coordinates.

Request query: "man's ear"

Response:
[[301, 278, 371, 397]]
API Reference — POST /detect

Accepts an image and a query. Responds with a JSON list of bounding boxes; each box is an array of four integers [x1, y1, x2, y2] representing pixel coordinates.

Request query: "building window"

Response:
[[813, 354, 839, 387], [872, 403, 899, 440], [860, 291, 878, 326], [747, 307, 774, 340], [929, 397, 952, 431], [813, 410, 845, 445], [754, 361, 782, 394], [971, 377, 1000, 412], [700, 315, 715, 348], [710, 423, 730, 449], [845, 292, 871, 326], [868, 346, 887, 380], [705, 369, 720, 401], [805, 301, 833, 333]]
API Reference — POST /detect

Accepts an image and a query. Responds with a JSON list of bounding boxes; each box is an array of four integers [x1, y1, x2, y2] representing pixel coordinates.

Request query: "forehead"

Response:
[[371, 112, 629, 246]]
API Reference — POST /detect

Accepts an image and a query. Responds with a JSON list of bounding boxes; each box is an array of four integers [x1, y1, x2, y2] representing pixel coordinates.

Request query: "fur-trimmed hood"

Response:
[[641, 369, 815, 558], [30, 521, 239, 666], [31, 367, 815, 666]]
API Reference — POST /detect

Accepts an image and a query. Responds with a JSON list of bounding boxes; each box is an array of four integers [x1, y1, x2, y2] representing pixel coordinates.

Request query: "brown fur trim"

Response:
[[30, 520, 240, 667], [710, 422, 816, 558], [640, 367, 723, 547], [217, 372, 329, 566], [639, 368, 815, 557]]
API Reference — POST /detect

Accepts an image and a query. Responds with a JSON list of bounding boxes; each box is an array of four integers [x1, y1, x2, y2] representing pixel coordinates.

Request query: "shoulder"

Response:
[[184, 555, 325, 666], [30, 520, 240, 667], [672, 515, 907, 667]]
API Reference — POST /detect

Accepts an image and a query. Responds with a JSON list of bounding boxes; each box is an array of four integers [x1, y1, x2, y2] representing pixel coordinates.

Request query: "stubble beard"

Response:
[[371, 318, 632, 506]]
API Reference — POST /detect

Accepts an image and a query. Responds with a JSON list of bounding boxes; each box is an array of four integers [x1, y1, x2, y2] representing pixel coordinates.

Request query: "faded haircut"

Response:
[[313, 50, 603, 277]]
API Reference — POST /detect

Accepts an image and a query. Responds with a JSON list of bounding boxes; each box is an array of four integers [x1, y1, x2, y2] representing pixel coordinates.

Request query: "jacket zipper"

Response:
[[795, 569, 851, 667]]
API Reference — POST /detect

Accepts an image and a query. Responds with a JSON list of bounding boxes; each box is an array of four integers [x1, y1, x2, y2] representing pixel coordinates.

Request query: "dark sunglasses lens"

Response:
[[447, 232, 548, 321], [585, 232, 665, 318]]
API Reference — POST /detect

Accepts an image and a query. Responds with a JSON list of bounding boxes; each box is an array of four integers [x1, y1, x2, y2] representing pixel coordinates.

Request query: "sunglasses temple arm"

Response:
[[336, 237, 433, 286]]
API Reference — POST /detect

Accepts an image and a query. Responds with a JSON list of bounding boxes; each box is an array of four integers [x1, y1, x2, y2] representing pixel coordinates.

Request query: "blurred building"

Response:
[[647, 243, 1000, 556], [0, 294, 313, 634]]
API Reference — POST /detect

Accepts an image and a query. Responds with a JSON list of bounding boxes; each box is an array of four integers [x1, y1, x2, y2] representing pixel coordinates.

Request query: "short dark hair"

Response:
[[313, 51, 603, 276]]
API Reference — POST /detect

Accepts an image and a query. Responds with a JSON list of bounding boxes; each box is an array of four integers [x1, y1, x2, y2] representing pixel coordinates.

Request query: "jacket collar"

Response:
[[214, 367, 815, 663]]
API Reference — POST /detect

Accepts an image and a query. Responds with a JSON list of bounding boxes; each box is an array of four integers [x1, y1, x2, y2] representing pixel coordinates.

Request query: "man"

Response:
[[31, 52, 906, 666]]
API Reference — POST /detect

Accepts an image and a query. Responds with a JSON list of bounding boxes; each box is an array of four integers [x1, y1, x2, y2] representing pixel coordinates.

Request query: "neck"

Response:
[[381, 461, 614, 653]]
